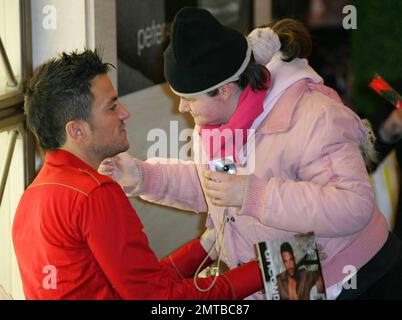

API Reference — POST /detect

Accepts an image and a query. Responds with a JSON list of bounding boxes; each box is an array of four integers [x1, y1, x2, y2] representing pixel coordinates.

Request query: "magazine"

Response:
[[256, 232, 326, 300]]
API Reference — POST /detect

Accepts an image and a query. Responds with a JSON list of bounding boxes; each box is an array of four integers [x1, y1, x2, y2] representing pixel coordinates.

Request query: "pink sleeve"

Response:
[[240, 105, 375, 237], [132, 159, 208, 213]]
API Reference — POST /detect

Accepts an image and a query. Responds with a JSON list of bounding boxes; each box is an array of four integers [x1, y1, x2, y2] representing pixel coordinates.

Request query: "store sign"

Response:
[[116, 0, 251, 96]]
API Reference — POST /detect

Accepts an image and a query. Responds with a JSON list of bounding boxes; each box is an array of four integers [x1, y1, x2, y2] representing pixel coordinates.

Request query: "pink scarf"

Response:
[[199, 77, 270, 162]]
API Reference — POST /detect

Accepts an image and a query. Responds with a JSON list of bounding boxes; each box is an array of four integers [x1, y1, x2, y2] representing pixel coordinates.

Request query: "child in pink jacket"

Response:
[[100, 8, 402, 300]]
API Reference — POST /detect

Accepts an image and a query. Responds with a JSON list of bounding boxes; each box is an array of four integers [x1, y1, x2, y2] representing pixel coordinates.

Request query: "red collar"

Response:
[[45, 149, 96, 173]]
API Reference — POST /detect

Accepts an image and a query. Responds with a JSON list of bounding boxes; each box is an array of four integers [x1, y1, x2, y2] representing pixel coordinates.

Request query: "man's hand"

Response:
[[202, 170, 247, 208], [98, 152, 141, 188]]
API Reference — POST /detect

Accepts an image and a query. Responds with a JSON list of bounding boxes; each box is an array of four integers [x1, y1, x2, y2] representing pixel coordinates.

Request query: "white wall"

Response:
[[30, 0, 117, 87], [31, 0, 87, 68], [85, 0, 117, 88]]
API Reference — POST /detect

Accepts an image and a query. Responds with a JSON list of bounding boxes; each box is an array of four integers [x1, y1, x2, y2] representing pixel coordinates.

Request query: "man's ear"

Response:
[[65, 120, 87, 142]]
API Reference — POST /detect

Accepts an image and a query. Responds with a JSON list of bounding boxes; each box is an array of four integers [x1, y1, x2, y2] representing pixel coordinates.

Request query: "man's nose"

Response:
[[178, 99, 190, 113], [119, 103, 131, 120]]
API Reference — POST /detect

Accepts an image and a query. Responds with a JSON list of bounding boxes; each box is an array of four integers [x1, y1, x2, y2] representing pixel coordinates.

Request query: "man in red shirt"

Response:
[[12, 50, 262, 299]]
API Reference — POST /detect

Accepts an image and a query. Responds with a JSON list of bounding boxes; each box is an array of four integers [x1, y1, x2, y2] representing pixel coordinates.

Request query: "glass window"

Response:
[[0, 0, 32, 300], [0, 128, 25, 299], [0, 0, 22, 99]]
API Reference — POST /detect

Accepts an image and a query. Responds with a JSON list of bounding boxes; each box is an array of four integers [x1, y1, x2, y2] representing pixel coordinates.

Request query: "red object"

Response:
[[369, 74, 402, 109], [369, 74, 391, 94], [12, 149, 262, 299]]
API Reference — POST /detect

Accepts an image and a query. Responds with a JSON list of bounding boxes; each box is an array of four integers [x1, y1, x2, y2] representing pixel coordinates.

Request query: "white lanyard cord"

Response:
[[193, 210, 228, 292]]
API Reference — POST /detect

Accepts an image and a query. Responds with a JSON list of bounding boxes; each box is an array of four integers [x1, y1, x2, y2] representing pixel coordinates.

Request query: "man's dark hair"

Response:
[[280, 242, 294, 255], [25, 49, 112, 150]]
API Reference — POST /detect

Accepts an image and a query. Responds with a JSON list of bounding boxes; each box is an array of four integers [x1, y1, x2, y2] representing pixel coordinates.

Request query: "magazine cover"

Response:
[[256, 232, 326, 300]]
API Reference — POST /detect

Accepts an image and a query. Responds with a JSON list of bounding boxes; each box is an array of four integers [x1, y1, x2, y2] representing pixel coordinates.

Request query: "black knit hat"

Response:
[[164, 7, 251, 97]]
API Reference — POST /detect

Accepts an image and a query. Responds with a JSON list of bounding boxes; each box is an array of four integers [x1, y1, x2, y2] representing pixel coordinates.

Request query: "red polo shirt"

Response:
[[12, 150, 261, 299]]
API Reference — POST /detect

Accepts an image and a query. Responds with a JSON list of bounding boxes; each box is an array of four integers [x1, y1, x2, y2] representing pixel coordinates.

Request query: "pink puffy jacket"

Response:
[[132, 79, 388, 298]]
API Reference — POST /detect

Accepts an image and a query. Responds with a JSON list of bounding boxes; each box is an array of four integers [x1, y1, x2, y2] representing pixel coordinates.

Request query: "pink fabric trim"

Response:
[[257, 80, 309, 134], [322, 207, 389, 287], [238, 174, 269, 221], [135, 161, 164, 196]]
